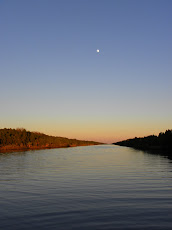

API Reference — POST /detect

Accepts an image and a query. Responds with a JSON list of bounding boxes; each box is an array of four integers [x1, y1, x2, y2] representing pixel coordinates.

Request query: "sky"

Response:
[[0, 0, 172, 143]]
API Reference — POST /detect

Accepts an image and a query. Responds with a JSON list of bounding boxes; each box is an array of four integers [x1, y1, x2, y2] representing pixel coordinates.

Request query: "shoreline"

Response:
[[114, 143, 172, 158], [0, 128, 102, 154], [0, 143, 101, 154]]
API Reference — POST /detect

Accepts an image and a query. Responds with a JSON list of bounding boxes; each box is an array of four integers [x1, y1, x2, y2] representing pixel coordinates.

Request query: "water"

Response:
[[0, 145, 172, 230]]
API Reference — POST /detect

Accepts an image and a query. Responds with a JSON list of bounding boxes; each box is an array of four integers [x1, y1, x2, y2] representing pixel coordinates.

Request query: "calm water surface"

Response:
[[0, 145, 172, 229]]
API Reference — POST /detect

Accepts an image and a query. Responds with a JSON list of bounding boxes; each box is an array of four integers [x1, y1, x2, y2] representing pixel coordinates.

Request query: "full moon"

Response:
[[97, 49, 100, 53]]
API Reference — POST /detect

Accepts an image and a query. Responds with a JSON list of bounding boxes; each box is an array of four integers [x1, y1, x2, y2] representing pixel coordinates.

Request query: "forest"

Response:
[[114, 130, 172, 153], [0, 128, 100, 152]]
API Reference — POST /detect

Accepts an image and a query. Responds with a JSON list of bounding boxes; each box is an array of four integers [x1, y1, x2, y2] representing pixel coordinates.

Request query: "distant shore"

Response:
[[0, 143, 99, 154], [113, 129, 172, 155], [0, 128, 101, 153]]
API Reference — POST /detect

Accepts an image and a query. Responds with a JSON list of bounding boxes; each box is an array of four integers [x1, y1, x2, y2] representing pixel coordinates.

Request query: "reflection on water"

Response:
[[0, 145, 172, 230]]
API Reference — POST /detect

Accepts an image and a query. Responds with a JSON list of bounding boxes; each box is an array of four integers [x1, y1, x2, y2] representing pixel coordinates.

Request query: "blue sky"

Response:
[[0, 0, 172, 143]]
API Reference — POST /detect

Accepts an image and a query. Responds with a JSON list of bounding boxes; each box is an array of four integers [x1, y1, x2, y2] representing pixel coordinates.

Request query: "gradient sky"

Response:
[[0, 0, 172, 143]]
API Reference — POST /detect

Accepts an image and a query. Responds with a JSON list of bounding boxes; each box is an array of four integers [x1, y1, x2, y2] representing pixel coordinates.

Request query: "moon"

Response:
[[97, 49, 100, 53]]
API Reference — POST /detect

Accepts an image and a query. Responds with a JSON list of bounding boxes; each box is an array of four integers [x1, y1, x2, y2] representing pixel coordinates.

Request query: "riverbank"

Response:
[[0, 143, 100, 154], [113, 129, 172, 155], [0, 128, 101, 153]]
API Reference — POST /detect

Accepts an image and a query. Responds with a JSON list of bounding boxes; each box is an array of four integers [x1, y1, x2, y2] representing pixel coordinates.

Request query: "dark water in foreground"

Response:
[[0, 145, 172, 230]]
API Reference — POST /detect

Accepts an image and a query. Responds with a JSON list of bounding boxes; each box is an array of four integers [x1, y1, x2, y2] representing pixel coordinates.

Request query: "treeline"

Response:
[[0, 128, 100, 152], [114, 130, 172, 153]]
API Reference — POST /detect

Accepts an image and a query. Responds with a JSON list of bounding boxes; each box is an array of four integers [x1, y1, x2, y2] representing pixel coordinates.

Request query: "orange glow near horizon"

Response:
[[1, 117, 171, 144]]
